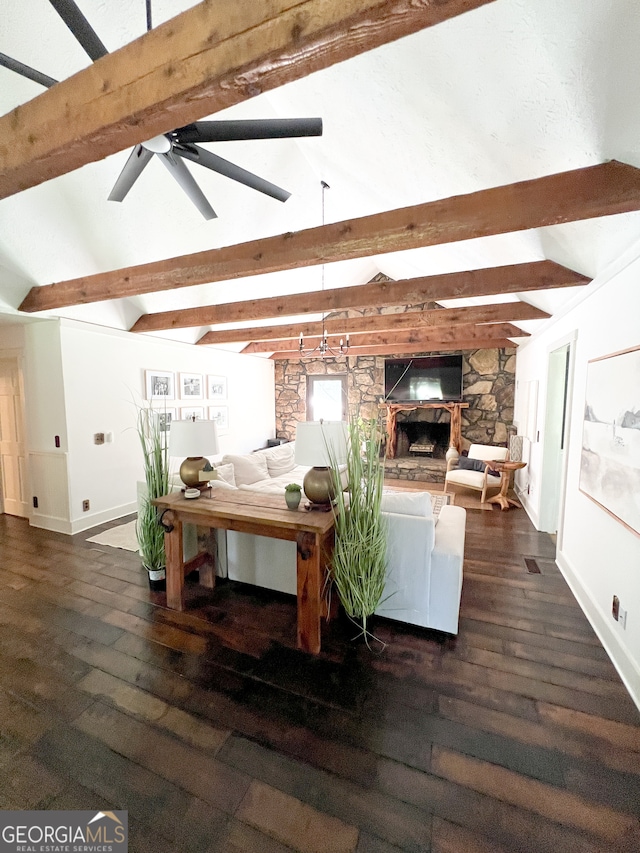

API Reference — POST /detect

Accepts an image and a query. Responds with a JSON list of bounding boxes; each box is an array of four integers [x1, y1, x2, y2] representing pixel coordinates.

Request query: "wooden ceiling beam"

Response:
[[241, 322, 527, 353], [0, 0, 495, 200], [20, 161, 634, 314], [270, 339, 517, 359], [197, 301, 549, 345], [155, 260, 580, 334]]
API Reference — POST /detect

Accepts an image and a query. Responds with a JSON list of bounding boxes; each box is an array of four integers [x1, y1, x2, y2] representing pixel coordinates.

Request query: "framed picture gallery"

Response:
[[207, 375, 227, 401], [209, 406, 229, 433], [180, 373, 204, 400], [156, 408, 177, 433], [145, 370, 175, 400], [180, 407, 205, 421]]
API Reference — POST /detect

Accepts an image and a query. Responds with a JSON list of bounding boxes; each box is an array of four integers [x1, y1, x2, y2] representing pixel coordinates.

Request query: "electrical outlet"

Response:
[[82, 499, 90, 512], [32, 496, 38, 509], [612, 595, 620, 620], [618, 606, 627, 629]]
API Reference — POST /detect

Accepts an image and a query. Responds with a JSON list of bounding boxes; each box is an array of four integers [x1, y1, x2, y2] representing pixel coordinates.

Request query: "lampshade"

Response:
[[169, 419, 219, 458], [295, 421, 348, 467]]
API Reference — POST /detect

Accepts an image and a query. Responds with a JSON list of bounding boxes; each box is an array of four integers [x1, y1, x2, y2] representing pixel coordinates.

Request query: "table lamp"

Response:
[[295, 420, 348, 508], [169, 417, 219, 490]]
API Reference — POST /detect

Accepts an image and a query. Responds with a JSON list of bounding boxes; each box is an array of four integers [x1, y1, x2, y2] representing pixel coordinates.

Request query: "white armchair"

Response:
[[444, 443, 509, 503]]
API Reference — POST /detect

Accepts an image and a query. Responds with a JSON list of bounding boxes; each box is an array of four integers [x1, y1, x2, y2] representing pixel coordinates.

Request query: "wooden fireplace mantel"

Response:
[[379, 402, 469, 459]]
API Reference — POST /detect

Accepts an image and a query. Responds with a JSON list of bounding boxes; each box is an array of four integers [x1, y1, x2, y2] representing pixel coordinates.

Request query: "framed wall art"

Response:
[[145, 370, 175, 400], [207, 375, 227, 401], [580, 344, 640, 536], [209, 406, 229, 433], [180, 407, 204, 421], [180, 373, 203, 400], [156, 408, 176, 433]]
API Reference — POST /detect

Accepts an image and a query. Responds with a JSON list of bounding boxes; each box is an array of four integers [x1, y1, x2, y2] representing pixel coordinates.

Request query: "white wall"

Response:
[[5, 318, 274, 534], [57, 320, 275, 532], [515, 250, 640, 709]]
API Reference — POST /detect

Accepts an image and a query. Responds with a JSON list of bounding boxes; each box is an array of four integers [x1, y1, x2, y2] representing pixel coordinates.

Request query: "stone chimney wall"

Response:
[[275, 347, 516, 452]]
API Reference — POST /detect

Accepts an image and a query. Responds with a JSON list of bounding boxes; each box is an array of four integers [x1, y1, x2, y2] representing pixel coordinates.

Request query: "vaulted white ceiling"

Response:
[[1, 0, 640, 351]]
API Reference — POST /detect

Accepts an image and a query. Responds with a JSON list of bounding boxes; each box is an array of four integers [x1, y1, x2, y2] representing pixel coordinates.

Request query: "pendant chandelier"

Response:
[[298, 180, 350, 358]]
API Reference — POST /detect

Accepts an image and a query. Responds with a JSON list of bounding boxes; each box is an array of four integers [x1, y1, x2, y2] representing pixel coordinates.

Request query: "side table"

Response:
[[487, 460, 527, 510]]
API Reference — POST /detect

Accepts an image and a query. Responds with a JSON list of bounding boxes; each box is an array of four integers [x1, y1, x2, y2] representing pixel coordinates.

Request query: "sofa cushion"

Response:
[[381, 491, 433, 519], [213, 462, 236, 487], [221, 453, 269, 486], [209, 478, 238, 491], [260, 442, 296, 478]]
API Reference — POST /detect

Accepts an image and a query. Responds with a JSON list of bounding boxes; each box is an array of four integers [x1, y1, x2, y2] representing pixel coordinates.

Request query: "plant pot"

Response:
[[146, 566, 166, 591], [285, 491, 302, 510]]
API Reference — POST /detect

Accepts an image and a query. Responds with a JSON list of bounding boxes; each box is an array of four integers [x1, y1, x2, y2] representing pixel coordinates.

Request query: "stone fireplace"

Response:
[[274, 346, 516, 484]]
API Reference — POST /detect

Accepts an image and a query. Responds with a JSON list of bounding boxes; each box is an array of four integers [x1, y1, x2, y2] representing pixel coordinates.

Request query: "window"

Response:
[[306, 375, 347, 422]]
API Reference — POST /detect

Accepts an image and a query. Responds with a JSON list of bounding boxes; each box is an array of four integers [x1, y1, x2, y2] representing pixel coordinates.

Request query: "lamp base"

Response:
[[302, 466, 335, 507], [179, 456, 211, 490]]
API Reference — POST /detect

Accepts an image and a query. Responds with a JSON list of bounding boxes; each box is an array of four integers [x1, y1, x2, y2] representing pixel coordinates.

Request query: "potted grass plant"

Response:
[[329, 416, 388, 645], [136, 406, 170, 590]]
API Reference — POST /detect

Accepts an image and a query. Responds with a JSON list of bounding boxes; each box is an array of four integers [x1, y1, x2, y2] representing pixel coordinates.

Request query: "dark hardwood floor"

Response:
[[1, 504, 639, 852]]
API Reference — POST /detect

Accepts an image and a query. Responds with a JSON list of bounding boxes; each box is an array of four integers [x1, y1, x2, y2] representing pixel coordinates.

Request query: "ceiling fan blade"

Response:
[[0, 52, 57, 88], [175, 144, 291, 203], [108, 145, 153, 202], [175, 117, 323, 144], [48, 0, 108, 60], [159, 152, 217, 220]]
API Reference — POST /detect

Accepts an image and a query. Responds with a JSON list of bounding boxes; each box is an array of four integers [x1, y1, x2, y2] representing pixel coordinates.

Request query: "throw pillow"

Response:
[[456, 456, 489, 473], [221, 453, 269, 486], [261, 442, 296, 478], [213, 462, 236, 487]]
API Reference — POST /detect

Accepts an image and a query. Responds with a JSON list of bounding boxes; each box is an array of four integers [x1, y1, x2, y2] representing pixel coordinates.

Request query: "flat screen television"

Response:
[[384, 355, 464, 403]]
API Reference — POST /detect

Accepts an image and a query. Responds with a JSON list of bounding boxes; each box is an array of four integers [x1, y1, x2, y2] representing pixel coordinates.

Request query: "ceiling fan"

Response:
[[0, 0, 323, 219]]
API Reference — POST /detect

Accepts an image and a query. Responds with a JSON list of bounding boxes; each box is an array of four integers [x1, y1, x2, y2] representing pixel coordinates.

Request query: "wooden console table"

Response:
[[380, 402, 469, 459], [152, 490, 335, 655]]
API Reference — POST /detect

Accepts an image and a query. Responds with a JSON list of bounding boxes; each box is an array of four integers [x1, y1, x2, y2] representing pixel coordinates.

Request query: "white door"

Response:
[[0, 357, 29, 517]]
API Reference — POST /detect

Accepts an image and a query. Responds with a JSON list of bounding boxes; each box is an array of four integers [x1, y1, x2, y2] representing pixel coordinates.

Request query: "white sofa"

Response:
[[375, 491, 466, 635], [201, 445, 467, 634]]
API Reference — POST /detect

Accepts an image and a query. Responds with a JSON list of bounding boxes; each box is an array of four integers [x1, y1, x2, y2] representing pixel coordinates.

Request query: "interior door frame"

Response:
[[0, 347, 29, 519], [539, 330, 577, 543]]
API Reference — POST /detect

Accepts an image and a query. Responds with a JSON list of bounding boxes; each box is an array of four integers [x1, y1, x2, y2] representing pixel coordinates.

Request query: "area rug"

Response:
[[429, 492, 451, 520], [86, 519, 138, 551]]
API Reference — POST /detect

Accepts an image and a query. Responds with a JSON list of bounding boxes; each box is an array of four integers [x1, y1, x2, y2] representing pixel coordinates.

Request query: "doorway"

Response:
[[539, 335, 576, 539], [0, 356, 29, 518]]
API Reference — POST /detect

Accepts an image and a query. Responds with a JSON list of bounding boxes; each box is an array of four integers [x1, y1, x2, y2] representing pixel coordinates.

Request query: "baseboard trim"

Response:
[[556, 548, 640, 712], [30, 502, 138, 535], [515, 485, 540, 530], [69, 502, 138, 535], [30, 514, 73, 535]]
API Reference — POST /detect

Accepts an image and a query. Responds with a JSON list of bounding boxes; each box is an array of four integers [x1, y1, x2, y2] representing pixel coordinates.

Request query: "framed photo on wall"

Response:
[[209, 406, 229, 433], [207, 375, 227, 401], [145, 370, 175, 400], [156, 408, 176, 433], [580, 344, 640, 536], [180, 373, 203, 400], [180, 407, 204, 421]]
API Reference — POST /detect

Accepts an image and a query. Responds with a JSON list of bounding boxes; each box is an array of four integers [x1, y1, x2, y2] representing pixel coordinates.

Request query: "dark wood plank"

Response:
[[1, 503, 639, 853]]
